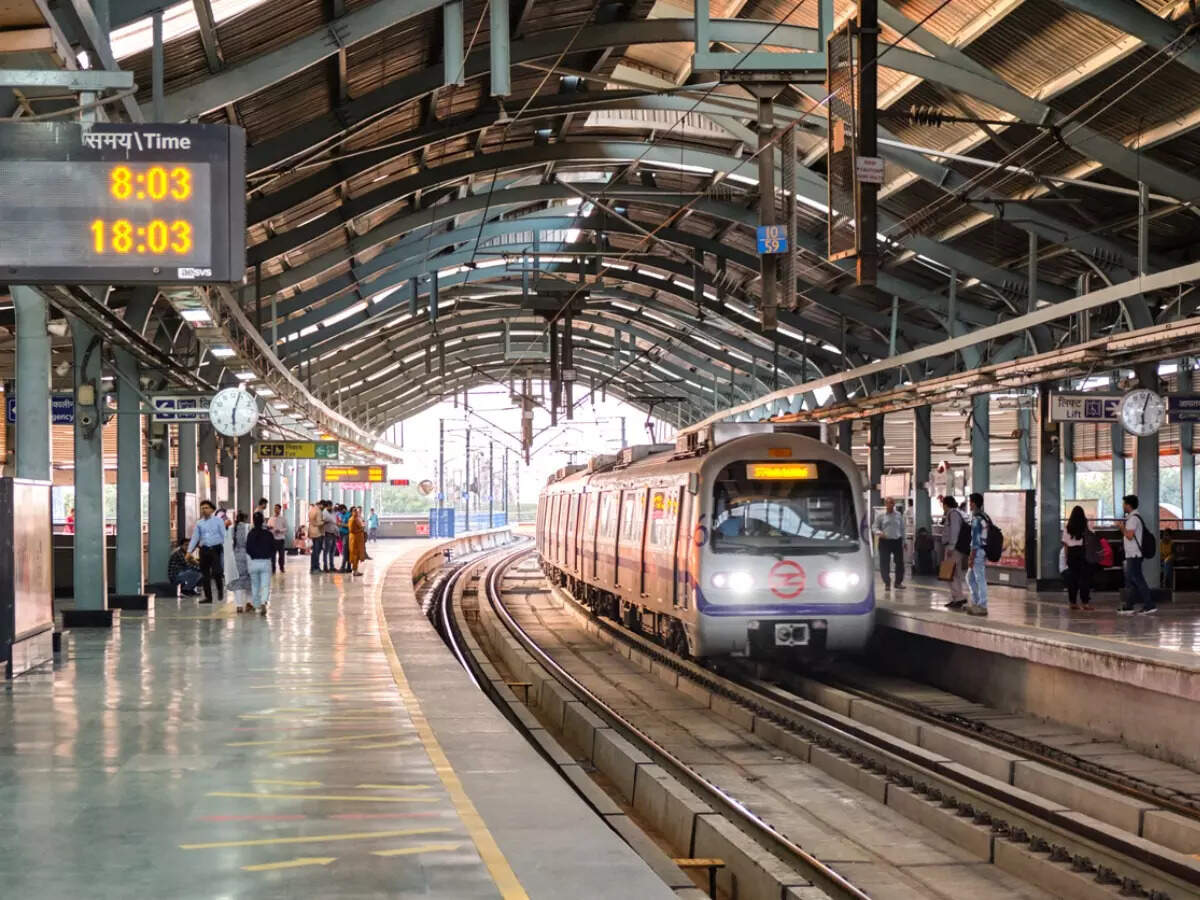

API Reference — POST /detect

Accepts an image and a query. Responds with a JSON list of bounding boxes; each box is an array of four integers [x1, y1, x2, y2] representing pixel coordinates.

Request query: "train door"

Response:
[[583, 493, 598, 581], [600, 491, 617, 586], [673, 485, 693, 608], [551, 493, 562, 564], [537, 496, 546, 554], [618, 488, 646, 595], [647, 488, 678, 605], [566, 493, 578, 573]]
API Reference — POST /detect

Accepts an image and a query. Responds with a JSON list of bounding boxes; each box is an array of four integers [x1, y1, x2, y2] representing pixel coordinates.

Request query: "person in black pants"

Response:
[[1061, 505, 1093, 610], [268, 503, 287, 573], [187, 499, 226, 604], [873, 498, 905, 590]]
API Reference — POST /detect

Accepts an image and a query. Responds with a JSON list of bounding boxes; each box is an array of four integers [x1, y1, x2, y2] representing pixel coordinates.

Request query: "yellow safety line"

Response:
[[242, 856, 336, 871], [374, 563, 529, 900], [372, 842, 463, 857]]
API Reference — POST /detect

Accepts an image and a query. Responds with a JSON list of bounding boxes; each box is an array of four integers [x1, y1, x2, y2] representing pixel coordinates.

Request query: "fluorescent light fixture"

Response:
[[180, 308, 211, 323], [235, 371, 255, 380], [274, 402, 290, 410], [255, 388, 275, 397], [209, 346, 236, 358]]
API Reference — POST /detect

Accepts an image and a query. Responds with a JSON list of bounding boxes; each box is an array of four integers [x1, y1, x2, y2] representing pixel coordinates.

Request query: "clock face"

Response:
[[208, 387, 259, 437], [1120, 388, 1166, 437]]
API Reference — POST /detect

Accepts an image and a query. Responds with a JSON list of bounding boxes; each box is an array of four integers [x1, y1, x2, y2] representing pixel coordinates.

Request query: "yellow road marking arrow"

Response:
[[270, 748, 334, 758], [372, 842, 463, 857], [180, 826, 451, 850], [252, 780, 324, 788], [355, 784, 432, 790], [241, 856, 336, 872], [208, 792, 437, 804]]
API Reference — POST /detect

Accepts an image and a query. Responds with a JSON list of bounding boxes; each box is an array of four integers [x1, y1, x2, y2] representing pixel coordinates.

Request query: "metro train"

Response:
[[536, 424, 875, 660]]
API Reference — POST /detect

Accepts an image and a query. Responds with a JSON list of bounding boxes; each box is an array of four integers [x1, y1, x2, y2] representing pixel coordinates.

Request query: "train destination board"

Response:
[[323, 465, 385, 483], [0, 123, 245, 284], [257, 441, 339, 460]]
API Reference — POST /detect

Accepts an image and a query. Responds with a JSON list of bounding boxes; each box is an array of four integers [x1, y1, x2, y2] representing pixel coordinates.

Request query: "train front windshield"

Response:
[[711, 460, 859, 555]]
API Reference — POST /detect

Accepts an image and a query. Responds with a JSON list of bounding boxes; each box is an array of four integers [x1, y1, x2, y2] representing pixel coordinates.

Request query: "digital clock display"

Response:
[[0, 123, 244, 285]]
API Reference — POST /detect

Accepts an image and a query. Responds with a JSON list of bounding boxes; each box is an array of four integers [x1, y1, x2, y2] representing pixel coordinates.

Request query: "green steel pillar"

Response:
[[220, 438, 236, 510], [147, 416, 171, 583], [913, 405, 932, 533], [971, 394, 990, 493], [1180, 361, 1195, 524], [1062, 423, 1077, 502], [868, 414, 884, 511], [70, 317, 107, 610], [237, 433, 253, 513], [1134, 364, 1160, 585], [113, 349, 144, 594], [1111, 423, 1125, 522], [1037, 385, 1062, 585], [1018, 406, 1033, 490], [12, 286, 51, 480], [177, 422, 197, 541]]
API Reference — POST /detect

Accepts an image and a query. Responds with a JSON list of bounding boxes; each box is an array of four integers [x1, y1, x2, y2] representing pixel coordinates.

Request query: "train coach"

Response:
[[536, 423, 874, 660]]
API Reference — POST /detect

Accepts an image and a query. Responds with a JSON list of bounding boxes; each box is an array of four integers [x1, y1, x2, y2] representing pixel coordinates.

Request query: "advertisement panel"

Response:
[[982, 490, 1036, 585]]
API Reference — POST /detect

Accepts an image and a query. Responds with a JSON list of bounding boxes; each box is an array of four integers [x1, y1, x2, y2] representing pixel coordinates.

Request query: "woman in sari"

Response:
[[228, 511, 253, 610], [348, 507, 367, 577]]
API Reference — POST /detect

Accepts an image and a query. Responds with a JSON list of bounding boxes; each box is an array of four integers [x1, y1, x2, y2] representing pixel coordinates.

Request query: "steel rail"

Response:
[[536, 569, 1200, 897], [486, 547, 875, 900]]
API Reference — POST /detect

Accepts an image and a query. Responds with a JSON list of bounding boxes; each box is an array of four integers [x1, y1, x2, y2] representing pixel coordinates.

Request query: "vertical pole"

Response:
[[488, 439, 494, 528], [1135, 363, 1160, 585], [309, 460, 322, 508], [971, 393, 990, 493], [1180, 361, 1195, 524], [177, 422, 197, 541], [295, 459, 308, 540], [198, 425, 218, 501], [71, 317, 107, 610], [1111, 422, 1125, 521], [563, 314, 574, 420], [1018, 406, 1033, 490], [913, 405, 932, 533], [269, 461, 281, 511], [147, 416, 170, 584], [856, 0, 878, 286], [549, 319, 559, 426], [837, 420, 852, 457], [464, 427, 471, 531], [1138, 182, 1149, 278], [151, 9, 164, 121], [756, 92, 778, 331], [443, 0, 465, 87], [438, 418, 446, 535], [114, 350, 143, 594], [503, 447, 509, 524], [781, 126, 796, 313], [868, 414, 884, 511], [221, 438, 236, 509], [12, 286, 51, 481], [888, 296, 899, 357], [237, 433, 253, 513], [490, 0, 510, 97], [1062, 422, 1077, 502], [1037, 385, 1062, 584]]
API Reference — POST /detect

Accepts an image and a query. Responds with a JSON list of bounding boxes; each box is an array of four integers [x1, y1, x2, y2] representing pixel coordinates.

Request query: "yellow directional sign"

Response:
[[242, 857, 336, 872], [256, 441, 339, 460], [323, 465, 385, 483]]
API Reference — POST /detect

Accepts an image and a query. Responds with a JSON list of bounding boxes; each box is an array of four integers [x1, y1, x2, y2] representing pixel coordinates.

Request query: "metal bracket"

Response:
[[0, 69, 134, 91], [693, 0, 831, 77]]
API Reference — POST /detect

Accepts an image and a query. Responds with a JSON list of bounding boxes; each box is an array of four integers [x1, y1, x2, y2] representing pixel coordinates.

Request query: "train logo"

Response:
[[769, 560, 806, 598]]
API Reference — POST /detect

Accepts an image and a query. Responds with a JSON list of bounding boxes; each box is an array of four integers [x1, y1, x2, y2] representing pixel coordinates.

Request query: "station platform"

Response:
[[0, 538, 675, 899], [873, 576, 1200, 769]]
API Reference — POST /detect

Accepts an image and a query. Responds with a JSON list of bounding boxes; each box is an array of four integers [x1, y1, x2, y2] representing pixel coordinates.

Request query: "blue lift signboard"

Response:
[[1168, 395, 1200, 423], [756, 225, 788, 254]]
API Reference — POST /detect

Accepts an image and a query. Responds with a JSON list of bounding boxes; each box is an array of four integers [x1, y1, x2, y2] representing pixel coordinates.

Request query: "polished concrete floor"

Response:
[[0, 542, 504, 899], [881, 573, 1200, 664]]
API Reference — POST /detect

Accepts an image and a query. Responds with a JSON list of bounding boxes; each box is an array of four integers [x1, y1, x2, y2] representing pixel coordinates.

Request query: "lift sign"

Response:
[[756, 225, 788, 254]]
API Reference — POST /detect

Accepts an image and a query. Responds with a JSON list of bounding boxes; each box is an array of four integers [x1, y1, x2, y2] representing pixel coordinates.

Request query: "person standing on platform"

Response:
[[339, 505, 352, 573], [245, 511, 275, 615], [966, 493, 989, 617], [322, 501, 339, 572], [348, 507, 367, 576], [1119, 494, 1157, 615], [873, 498, 905, 591], [187, 500, 226, 605], [309, 501, 325, 574], [941, 496, 969, 610], [268, 503, 288, 573], [368, 508, 380, 542], [257, 497, 269, 518], [1061, 505, 1094, 611], [229, 511, 252, 612]]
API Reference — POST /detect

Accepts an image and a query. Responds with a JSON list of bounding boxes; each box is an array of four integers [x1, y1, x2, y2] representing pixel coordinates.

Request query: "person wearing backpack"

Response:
[[941, 496, 970, 609], [966, 492, 990, 616], [1118, 494, 1157, 615]]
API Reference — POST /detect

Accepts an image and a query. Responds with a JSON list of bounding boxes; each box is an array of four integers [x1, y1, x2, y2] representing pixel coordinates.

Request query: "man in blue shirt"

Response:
[[188, 499, 227, 604]]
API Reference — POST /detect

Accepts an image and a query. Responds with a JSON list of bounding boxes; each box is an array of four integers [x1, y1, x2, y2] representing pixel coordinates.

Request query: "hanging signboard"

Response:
[[151, 394, 211, 422], [1048, 393, 1120, 423], [6, 394, 74, 424], [323, 465, 385, 483], [755, 225, 788, 254], [1167, 394, 1200, 423], [256, 441, 339, 460]]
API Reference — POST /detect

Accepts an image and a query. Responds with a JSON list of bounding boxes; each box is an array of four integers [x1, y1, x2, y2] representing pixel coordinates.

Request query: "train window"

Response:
[[711, 460, 858, 554], [649, 490, 677, 546], [598, 492, 617, 539], [620, 490, 644, 544]]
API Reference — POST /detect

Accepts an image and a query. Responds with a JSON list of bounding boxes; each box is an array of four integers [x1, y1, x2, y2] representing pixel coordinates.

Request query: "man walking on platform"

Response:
[[308, 501, 324, 574], [1119, 494, 1157, 615], [873, 498, 905, 591], [268, 503, 288, 573], [188, 500, 226, 604]]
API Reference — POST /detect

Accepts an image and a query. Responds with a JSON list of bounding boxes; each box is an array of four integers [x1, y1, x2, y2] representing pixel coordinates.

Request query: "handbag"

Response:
[[938, 556, 957, 581]]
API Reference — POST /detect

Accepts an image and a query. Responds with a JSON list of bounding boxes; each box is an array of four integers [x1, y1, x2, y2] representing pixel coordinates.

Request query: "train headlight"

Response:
[[728, 571, 754, 593], [711, 571, 754, 593], [818, 570, 861, 592]]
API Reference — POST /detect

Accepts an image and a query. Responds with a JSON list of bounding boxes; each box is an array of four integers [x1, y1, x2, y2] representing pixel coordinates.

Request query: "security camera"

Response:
[[46, 320, 69, 337], [139, 375, 153, 389], [54, 361, 71, 377]]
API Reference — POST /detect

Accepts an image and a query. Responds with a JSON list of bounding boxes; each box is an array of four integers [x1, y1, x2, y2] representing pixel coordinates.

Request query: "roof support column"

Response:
[[269, 459, 282, 514], [1135, 363, 1160, 586], [1180, 361, 1195, 524], [147, 414, 171, 584], [443, 1, 464, 87], [177, 422, 198, 543], [971, 394, 989, 493], [237, 434, 253, 514], [12, 286, 51, 481], [70, 316, 107, 612], [1036, 385, 1061, 587], [913, 405, 931, 534], [490, 0, 510, 97], [748, 86, 782, 331], [1018, 406, 1033, 490], [837, 420, 852, 457], [1062, 423, 1076, 502], [868, 414, 884, 512], [114, 349, 144, 595], [221, 438, 236, 509]]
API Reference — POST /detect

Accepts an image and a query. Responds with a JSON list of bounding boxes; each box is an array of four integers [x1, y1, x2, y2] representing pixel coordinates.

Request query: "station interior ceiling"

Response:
[[1, 0, 1199, 447]]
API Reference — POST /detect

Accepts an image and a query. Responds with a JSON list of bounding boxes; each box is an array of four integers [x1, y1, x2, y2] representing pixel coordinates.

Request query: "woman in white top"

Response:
[[940, 496, 969, 609], [1060, 505, 1093, 610]]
